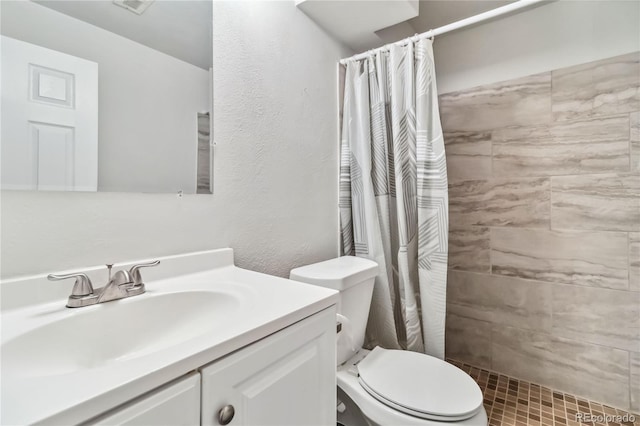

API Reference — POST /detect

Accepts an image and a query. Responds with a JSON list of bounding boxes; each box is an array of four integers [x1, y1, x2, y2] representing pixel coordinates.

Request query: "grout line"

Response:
[[452, 262, 636, 295], [489, 226, 493, 275], [549, 176, 553, 231], [547, 227, 632, 235], [630, 352, 632, 418]]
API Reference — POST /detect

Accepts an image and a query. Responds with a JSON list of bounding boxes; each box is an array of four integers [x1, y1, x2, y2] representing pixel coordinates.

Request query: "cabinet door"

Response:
[[87, 373, 200, 426], [201, 307, 336, 426]]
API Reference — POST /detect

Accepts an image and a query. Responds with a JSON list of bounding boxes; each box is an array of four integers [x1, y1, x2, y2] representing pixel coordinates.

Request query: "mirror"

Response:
[[1, 0, 213, 194]]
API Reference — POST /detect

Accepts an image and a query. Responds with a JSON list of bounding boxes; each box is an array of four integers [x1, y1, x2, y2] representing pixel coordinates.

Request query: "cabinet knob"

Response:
[[218, 405, 235, 425]]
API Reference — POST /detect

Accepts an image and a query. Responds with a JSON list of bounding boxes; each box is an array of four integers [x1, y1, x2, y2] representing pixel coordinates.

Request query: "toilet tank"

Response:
[[290, 256, 379, 364]]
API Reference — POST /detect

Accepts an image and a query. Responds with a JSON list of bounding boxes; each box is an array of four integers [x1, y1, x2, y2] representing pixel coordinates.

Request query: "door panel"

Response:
[[31, 122, 75, 191], [30, 64, 75, 107]]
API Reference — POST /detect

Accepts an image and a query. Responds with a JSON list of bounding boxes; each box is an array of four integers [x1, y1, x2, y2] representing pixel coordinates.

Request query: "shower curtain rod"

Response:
[[339, 0, 547, 65]]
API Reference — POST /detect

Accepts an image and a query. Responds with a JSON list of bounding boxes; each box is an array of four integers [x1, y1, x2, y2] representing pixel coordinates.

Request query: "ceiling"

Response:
[[297, 0, 518, 52], [34, 0, 212, 70], [376, 0, 515, 47], [35, 0, 520, 66], [296, 0, 420, 53], [411, 0, 513, 33]]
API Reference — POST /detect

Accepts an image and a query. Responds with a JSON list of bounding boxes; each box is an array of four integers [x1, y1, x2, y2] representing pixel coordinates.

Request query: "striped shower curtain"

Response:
[[339, 39, 448, 358]]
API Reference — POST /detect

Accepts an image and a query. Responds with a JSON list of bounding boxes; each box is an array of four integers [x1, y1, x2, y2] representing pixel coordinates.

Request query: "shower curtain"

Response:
[[339, 39, 448, 359]]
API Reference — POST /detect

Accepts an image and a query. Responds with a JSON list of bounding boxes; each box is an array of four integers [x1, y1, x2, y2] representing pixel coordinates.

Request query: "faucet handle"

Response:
[[129, 260, 160, 286], [47, 272, 94, 297]]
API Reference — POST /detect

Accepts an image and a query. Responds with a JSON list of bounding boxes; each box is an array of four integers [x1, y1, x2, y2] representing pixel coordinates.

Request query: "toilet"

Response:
[[290, 256, 488, 426]]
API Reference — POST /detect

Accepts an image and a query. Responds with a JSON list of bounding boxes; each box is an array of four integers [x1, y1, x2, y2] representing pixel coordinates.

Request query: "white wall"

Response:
[[1, 0, 210, 193], [434, 0, 640, 94], [0, 1, 352, 278], [8, 0, 630, 279]]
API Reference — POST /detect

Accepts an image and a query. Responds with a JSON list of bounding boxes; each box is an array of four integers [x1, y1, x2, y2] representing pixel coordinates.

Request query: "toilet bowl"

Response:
[[290, 256, 488, 426]]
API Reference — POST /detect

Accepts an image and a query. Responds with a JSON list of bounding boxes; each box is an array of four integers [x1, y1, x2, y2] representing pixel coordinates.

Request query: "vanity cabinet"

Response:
[[2, 248, 339, 425], [88, 373, 201, 426], [201, 307, 336, 426], [86, 307, 336, 426]]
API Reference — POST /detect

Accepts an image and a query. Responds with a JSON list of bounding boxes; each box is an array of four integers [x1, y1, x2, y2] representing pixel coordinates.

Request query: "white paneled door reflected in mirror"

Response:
[[0, 0, 213, 194]]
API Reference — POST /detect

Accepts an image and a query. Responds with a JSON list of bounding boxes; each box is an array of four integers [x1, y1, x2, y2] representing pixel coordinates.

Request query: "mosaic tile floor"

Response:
[[448, 360, 639, 426]]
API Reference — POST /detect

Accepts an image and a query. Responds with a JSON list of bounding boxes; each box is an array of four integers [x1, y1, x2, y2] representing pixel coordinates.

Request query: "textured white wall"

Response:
[[434, 0, 640, 94], [1, 1, 351, 278], [1, 1, 210, 194]]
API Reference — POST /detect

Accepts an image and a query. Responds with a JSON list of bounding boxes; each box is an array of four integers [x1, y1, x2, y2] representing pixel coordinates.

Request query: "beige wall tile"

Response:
[[449, 177, 550, 228], [551, 173, 640, 232], [444, 131, 492, 182], [447, 270, 552, 331], [493, 115, 630, 177], [631, 352, 640, 413], [448, 227, 490, 272], [492, 326, 630, 410], [631, 232, 640, 292], [632, 112, 640, 173], [552, 52, 640, 121], [491, 228, 629, 290], [445, 313, 492, 369], [551, 284, 640, 352], [439, 72, 551, 132], [491, 326, 550, 390]]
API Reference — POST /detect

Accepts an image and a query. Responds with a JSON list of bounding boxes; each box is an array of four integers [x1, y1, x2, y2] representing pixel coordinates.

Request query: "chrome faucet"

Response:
[[48, 260, 160, 308]]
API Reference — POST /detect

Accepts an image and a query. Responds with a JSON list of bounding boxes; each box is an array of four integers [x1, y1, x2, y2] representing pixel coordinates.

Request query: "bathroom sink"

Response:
[[1, 249, 338, 426], [2, 290, 240, 378]]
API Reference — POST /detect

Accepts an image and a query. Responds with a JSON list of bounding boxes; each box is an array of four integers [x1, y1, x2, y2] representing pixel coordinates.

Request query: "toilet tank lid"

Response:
[[290, 256, 379, 291]]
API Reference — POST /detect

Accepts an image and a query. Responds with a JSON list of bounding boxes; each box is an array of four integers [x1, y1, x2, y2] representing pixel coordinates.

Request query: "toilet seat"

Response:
[[356, 347, 483, 421]]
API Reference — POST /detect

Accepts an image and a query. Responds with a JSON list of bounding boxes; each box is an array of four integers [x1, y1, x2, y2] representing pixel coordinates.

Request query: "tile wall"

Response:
[[440, 52, 640, 412]]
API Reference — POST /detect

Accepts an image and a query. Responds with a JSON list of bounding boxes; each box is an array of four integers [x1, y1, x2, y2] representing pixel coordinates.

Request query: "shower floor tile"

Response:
[[448, 359, 639, 426]]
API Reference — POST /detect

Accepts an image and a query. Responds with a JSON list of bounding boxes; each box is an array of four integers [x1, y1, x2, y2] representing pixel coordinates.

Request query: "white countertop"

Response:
[[1, 249, 338, 425]]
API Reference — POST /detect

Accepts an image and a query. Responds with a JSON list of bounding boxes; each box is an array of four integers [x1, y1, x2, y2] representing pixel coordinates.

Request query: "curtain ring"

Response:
[[363, 50, 372, 63]]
